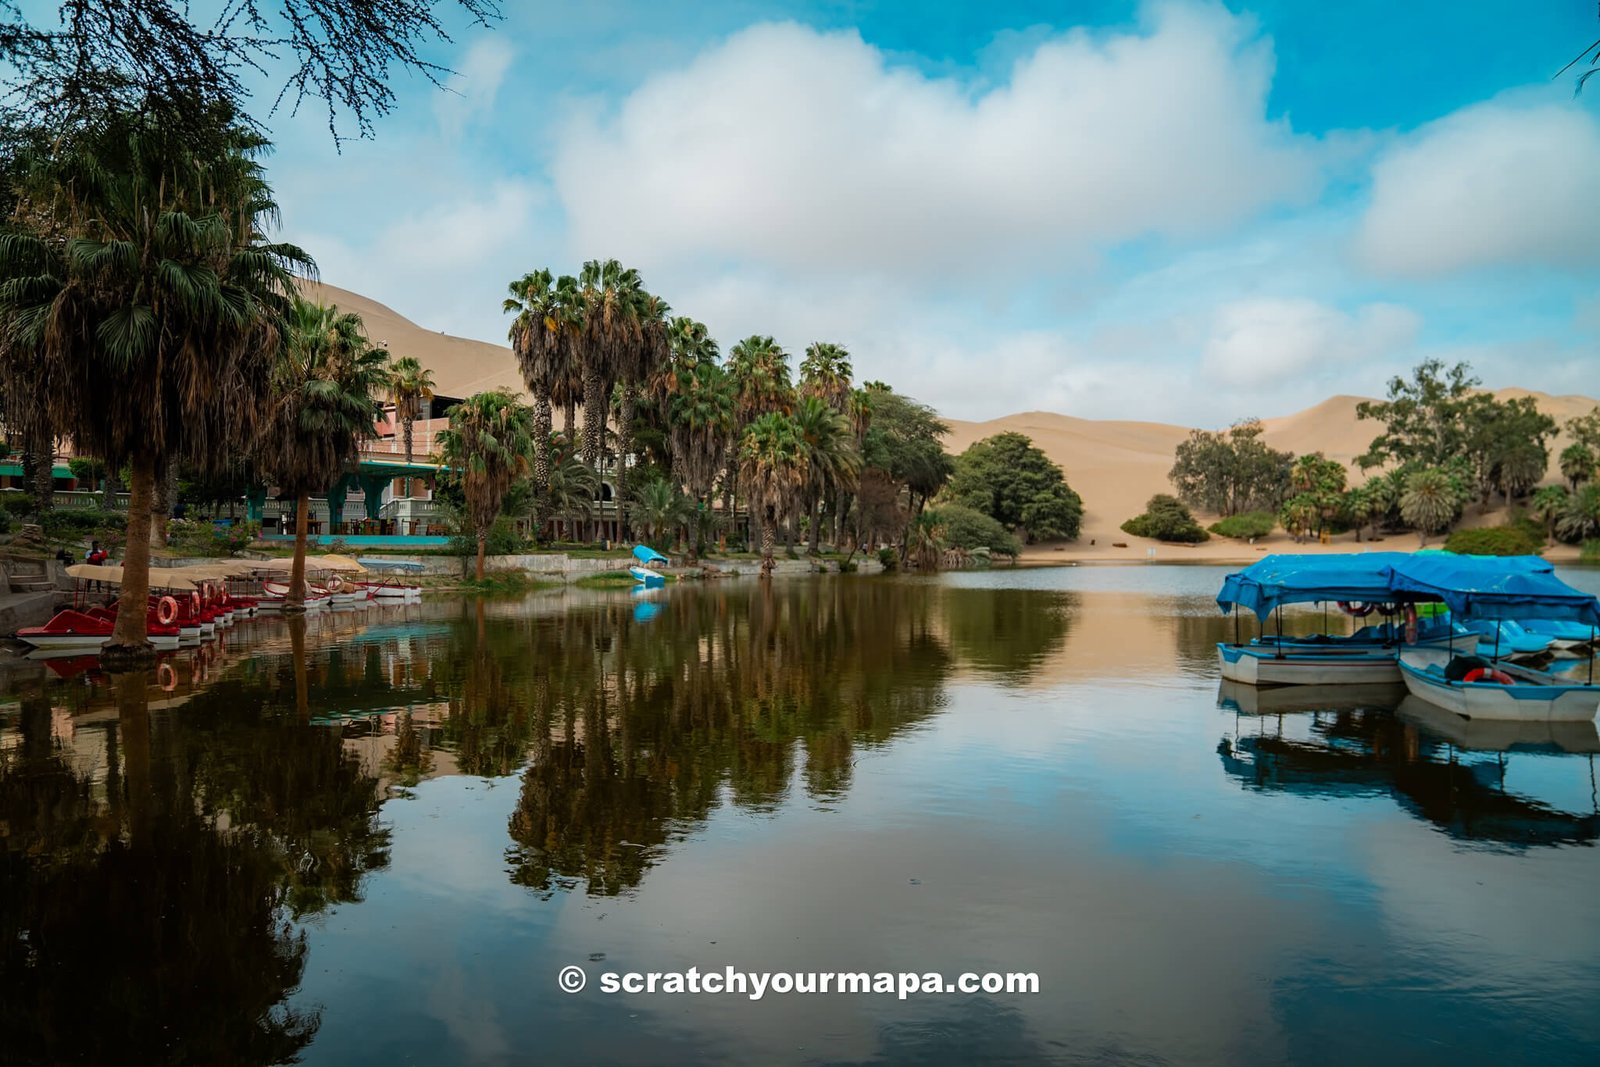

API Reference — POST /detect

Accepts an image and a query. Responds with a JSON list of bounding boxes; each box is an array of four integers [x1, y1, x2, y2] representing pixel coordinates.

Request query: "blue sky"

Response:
[[245, 1, 1600, 425]]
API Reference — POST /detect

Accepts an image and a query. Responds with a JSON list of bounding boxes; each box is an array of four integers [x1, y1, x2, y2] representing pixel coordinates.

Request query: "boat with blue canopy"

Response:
[[1386, 554, 1600, 722], [1215, 553, 1451, 686]]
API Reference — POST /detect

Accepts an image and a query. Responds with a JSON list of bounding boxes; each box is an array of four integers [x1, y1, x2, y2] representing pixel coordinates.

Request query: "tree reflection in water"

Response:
[[504, 580, 1071, 896], [0, 665, 388, 1064]]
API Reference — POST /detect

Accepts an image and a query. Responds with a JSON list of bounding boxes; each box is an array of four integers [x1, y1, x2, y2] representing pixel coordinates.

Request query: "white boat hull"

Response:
[[1217, 642, 1401, 686], [1398, 648, 1600, 722]]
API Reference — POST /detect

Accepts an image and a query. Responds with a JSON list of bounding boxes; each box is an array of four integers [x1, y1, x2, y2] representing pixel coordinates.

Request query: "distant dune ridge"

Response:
[[305, 279, 1599, 562]]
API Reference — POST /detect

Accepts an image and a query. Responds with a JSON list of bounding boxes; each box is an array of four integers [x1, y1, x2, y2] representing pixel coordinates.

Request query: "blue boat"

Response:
[[632, 544, 670, 566], [1386, 554, 1600, 722]]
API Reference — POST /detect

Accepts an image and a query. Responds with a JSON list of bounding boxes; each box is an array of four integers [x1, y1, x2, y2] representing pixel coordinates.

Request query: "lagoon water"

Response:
[[2, 567, 1598, 1065]]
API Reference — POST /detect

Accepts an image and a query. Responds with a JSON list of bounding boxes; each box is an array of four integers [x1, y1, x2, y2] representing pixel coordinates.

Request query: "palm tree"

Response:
[[505, 269, 582, 517], [1531, 484, 1570, 539], [0, 109, 308, 659], [739, 412, 808, 574], [726, 336, 794, 548], [437, 389, 534, 579], [1556, 484, 1600, 544], [1400, 467, 1458, 545], [572, 258, 653, 536], [545, 451, 600, 542], [613, 290, 671, 539], [386, 355, 435, 497], [257, 299, 390, 609], [630, 479, 689, 549], [1494, 443, 1547, 508], [792, 395, 862, 555], [669, 360, 736, 562], [799, 342, 853, 411], [1560, 442, 1595, 490]]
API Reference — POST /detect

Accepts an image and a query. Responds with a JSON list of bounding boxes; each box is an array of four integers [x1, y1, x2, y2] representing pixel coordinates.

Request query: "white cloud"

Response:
[[551, 3, 1320, 279], [434, 38, 516, 138], [1202, 298, 1421, 388], [1358, 100, 1600, 276]]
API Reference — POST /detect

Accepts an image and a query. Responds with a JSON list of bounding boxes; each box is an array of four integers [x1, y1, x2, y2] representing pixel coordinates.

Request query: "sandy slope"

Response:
[[306, 279, 1597, 564]]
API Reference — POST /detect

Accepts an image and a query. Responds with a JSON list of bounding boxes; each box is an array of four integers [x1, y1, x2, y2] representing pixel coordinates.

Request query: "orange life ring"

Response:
[[157, 662, 178, 692], [190, 591, 201, 614], [156, 596, 179, 625], [1463, 667, 1514, 685], [1338, 601, 1376, 617]]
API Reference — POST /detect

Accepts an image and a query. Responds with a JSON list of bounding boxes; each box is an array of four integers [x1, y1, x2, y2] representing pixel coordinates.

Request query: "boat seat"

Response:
[[1444, 654, 1490, 681]]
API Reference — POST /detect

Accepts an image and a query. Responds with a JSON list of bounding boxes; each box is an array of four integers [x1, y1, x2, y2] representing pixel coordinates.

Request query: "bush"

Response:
[[877, 546, 898, 571], [41, 507, 125, 540], [1443, 525, 1544, 557], [930, 503, 1022, 559], [0, 509, 10, 534], [168, 518, 261, 557], [1122, 494, 1210, 543], [1209, 511, 1276, 540], [1, 492, 36, 518], [449, 514, 527, 558]]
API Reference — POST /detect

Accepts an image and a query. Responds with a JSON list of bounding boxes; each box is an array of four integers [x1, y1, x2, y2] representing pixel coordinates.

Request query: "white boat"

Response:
[[630, 565, 665, 584], [1217, 642, 1408, 685], [1398, 647, 1600, 722]]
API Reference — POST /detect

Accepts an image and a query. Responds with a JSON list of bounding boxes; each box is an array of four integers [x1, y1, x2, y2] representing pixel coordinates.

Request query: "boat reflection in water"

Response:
[[1217, 682, 1600, 848]]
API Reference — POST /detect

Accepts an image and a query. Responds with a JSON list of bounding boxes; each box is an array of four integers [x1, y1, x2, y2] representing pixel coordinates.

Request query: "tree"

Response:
[[726, 335, 795, 547], [739, 412, 807, 573], [505, 268, 581, 515], [799, 342, 853, 411], [1288, 453, 1347, 538], [1464, 394, 1555, 507], [437, 390, 534, 579], [630, 479, 689, 549], [947, 433, 1083, 542], [1557, 484, 1600, 544], [1531, 484, 1570, 539], [668, 358, 735, 562], [257, 299, 389, 608], [0, 1, 503, 144], [1121, 494, 1208, 543], [386, 355, 435, 497], [1355, 359, 1481, 470], [612, 290, 671, 539], [1400, 468, 1459, 545], [545, 451, 600, 542], [1168, 418, 1292, 516], [1560, 442, 1595, 490], [858, 390, 952, 519], [0, 107, 307, 659], [792, 395, 861, 555]]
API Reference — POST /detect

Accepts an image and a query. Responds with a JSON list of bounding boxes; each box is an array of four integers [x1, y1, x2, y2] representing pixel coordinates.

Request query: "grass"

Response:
[[575, 569, 652, 589], [455, 572, 559, 594]]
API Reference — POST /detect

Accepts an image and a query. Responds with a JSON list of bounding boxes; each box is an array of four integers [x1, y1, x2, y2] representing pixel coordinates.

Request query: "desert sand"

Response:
[[308, 278, 1597, 565]]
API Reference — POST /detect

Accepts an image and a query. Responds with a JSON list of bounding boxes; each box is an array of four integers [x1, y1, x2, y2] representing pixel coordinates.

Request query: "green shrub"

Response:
[[1121, 494, 1210, 543], [932, 503, 1022, 559], [837, 558, 858, 573], [1208, 511, 1276, 540], [449, 514, 527, 558], [877, 546, 898, 571], [0, 510, 10, 534], [168, 518, 261, 557], [41, 507, 125, 540], [1, 493, 36, 518], [1581, 539, 1600, 564], [1443, 525, 1544, 557]]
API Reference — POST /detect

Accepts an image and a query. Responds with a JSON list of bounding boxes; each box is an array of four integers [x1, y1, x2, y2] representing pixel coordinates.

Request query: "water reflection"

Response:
[[0, 668, 387, 1064], [1218, 684, 1600, 849]]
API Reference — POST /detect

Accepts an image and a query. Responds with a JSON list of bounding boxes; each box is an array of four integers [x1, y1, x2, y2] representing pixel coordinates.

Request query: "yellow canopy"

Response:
[[313, 553, 368, 573], [65, 564, 199, 591]]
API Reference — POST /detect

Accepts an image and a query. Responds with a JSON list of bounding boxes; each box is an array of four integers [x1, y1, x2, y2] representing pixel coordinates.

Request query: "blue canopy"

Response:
[[1384, 554, 1600, 627], [632, 544, 670, 565], [1217, 553, 1410, 622]]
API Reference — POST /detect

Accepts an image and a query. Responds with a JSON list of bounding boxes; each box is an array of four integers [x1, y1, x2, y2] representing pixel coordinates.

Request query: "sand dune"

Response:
[[306, 279, 1599, 564]]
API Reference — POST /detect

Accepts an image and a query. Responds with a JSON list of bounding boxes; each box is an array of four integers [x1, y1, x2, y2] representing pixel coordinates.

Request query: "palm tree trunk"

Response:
[[532, 395, 552, 541], [582, 370, 605, 540], [476, 529, 487, 580], [808, 494, 823, 555], [616, 385, 635, 541], [28, 414, 53, 514], [287, 491, 310, 612], [563, 399, 575, 442], [101, 465, 120, 511], [761, 514, 776, 575], [105, 455, 157, 660], [151, 462, 176, 546], [403, 417, 416, 497]]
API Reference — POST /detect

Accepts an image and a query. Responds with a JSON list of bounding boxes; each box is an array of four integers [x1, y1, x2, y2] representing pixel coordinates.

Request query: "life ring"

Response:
[[1338, 601, 1376, 617], [1464, 667, 1514, 685], [1404, 603, 1418, 645], [190, 591, 202, 615], [157, 662, 178, 692], [326, 574, 344, 593], [156, 596, 179, 625]]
